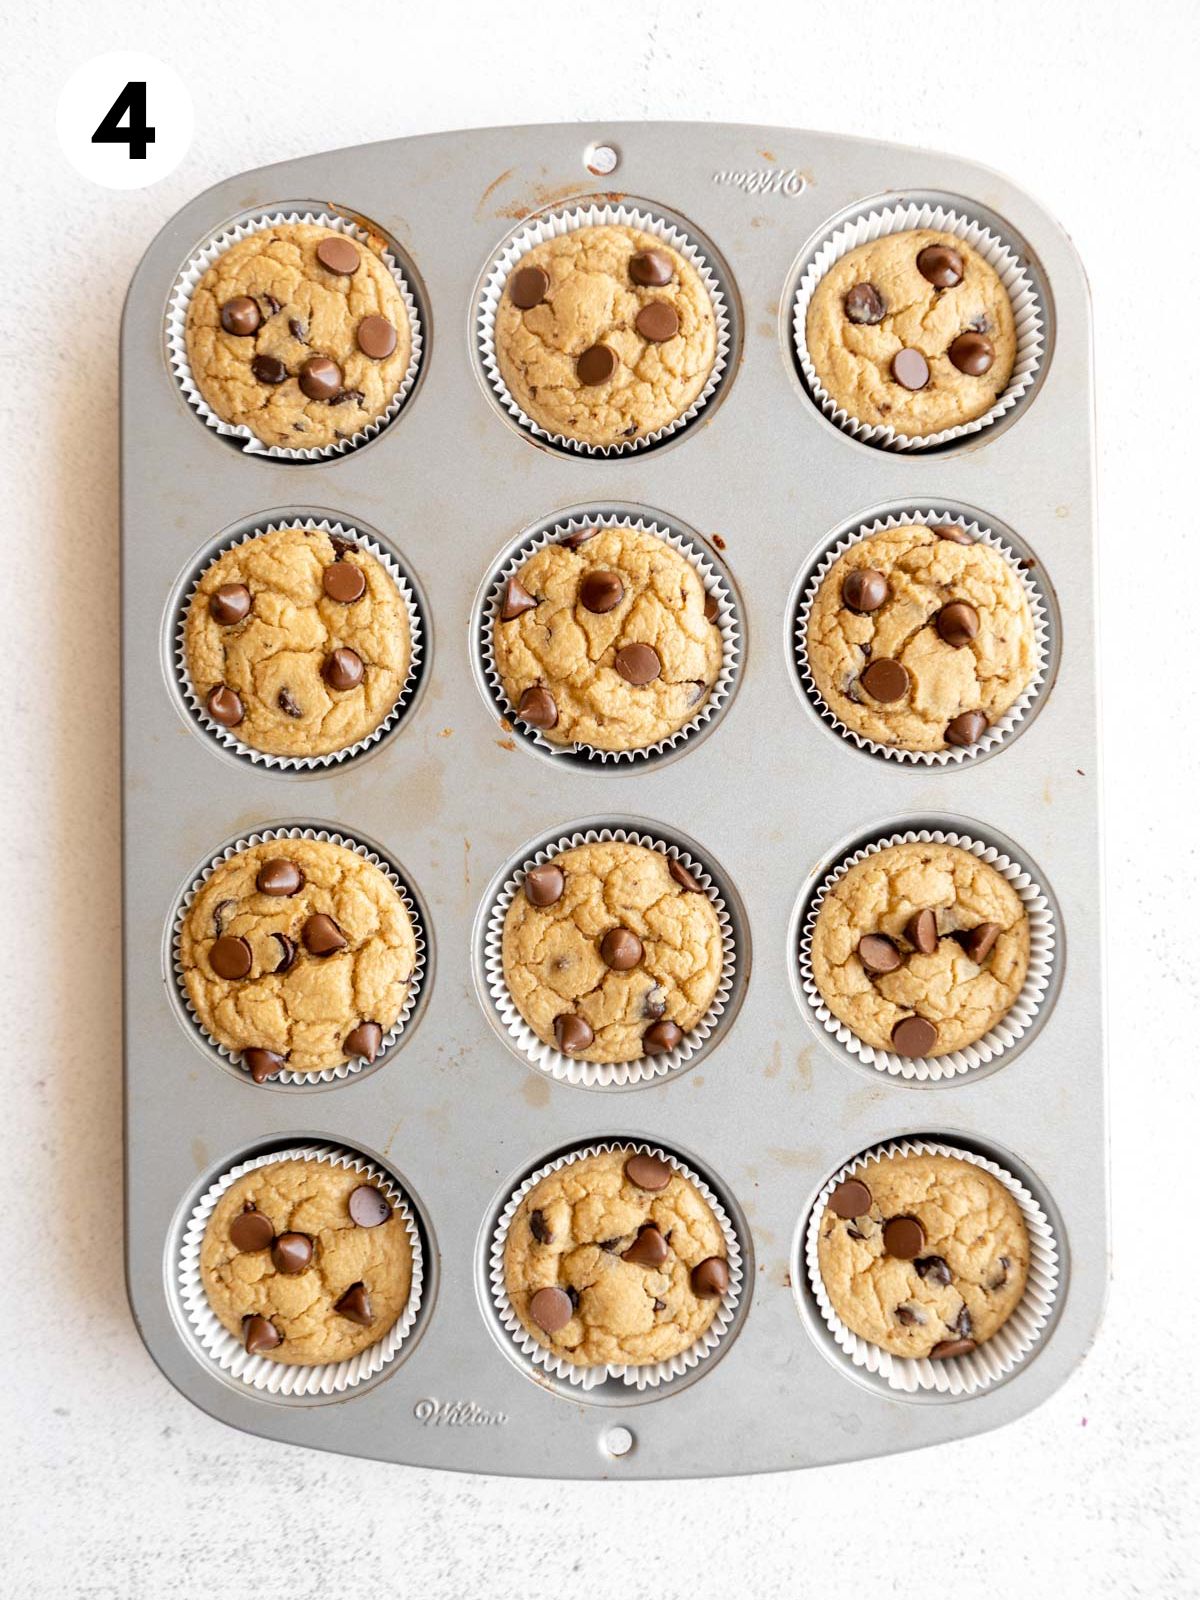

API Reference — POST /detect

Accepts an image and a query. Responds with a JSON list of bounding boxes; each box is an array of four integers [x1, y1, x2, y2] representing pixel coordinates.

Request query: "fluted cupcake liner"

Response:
[[479, 511, 740, 767], [177, 1142, 424, 1399], [174, 517, 425, 771], [805, 1138, 1059, 1396], [167, 207, 423, 459], [793, 508, 1050, 766], [797, 827, 1056, 1082], [476, 201, 731, 457], [792, 200, 1045, 451], [170, 826, 427, 1086], [490, 1141, 743, 1391], [484, 826, 739, 1088]]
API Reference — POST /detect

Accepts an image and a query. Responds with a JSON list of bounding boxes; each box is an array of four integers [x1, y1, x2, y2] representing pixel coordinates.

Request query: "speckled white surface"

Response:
[[4, 1, 1199, 1593]]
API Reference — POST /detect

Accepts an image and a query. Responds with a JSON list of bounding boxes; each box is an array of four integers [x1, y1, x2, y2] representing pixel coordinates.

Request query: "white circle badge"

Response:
[[57, 52, 193, 190]]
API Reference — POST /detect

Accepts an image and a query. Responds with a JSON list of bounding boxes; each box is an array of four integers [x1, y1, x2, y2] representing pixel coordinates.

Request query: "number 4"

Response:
[[92, 80, 155, 160]]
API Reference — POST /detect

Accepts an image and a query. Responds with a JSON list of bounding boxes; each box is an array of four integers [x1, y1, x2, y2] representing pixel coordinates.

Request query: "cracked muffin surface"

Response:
[[200, 1158, 412, 1365], [504, 1148, 728, 1367], [184, 222, 412, 450], [493, 525, 723, 752], [180, 837, 416, 1076], [817, 1152, 1029, 1358], [494, 224, 717, 448], [810, 841, 1029, 1057], [806, 524, 1036, 752], [501, 840, 724, 1065], [805, 229, 1016, 436], [185, 524, 411, 759]]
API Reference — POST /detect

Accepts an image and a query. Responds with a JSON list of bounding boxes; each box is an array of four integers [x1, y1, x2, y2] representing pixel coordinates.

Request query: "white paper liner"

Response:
[[171, 827, 427, 1085], [490, 1141, 743, 1390], [174, 517, 425, 771], [805, 1138, 1059, 1396], [481, 513, 740, 765], [485, 827, 738, 1087], [792, 200, 1045, 451], [167, 208, 424, 459], [798, 828, 1056, 1082], [794, 509, 1049, 765], [476, 202, 731, 456], [178, 1142, 424, 1398]]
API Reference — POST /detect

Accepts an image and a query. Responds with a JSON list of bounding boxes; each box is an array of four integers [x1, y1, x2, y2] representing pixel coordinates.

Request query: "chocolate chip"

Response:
[[959, 922, 1001, 963], [842, 568, 888, 613], [323, 647, 364, 691], [323, 562, 366, 603], [517, 685, 558, 730], [348, 1185, 391, 1228], [937, 601, 980, 647], [302, 913, 346, 956], [259, 294, 281, 319], [580, 570, 625, 614], [861, 658, 909, 702], [653, 1298, 666, 1312], [948, 331, 995, 375], [630, 249, 673, 287], [256, 858, 303, 896], [953, 1304, 974, 1339], [242, 1314, 282, 1354], [906, 909, 938, 954], [643, 985, 666, 1019], [212, 899, 235, 936], [229, 1209, 274, 1252], [334, 1283, 373, 1325], [206, 685, 244, 727], [624, 1153, 672, 1191], [704, 592, 719, 623], [529, 1285, 574, 1334], [220, 296, 261, 336], [554, 1013, 594, 1055], [989, 1256, 1011, 1290], [530, 1209, 552, 1244], [288, 317, 307, 343], [328, 388, 365, 408], [829, 1177, 872, 1218], [577, 343, 617, 385], [614, 643, 660, 685], [271, 934, 296, 973], [691, 1257, 730, 1298], [243, 1048, 285, 1083], [891, 347, 930, 390], [883, 1215, 926, 1260], [601, 927, 643, 970], [210, 935, 252, 980], [894, 1304, 926, 1326], [298, 355, 343, 400], [560, 527, 598, 551], [250, 353, 287, 385], [945, 709, 987, 748], [915, 1255, 952, 1286], [344, 1021, 383, 1062], [622, 1224, 669, 1267], [934, 524, 974, 544], [500, 577, 537, 620], [644, 1020, 683, 1055], [858, 934, 902, 974], [357, 315, 397, 359], [277, 687, 302, 719], [508, 265, 550, 308], [917, 244, 964, 288], [315, 235, 360, 274], [524, 863, 565, 907], [668, 859, 703, 893], [891, 1015, 938, 1056], [930, 1337, 977, 1359], [271, 1232, 313, 1275], [210, 583, 251, 625], [635, 301, 679, 342], [844, 282, 886, 324]]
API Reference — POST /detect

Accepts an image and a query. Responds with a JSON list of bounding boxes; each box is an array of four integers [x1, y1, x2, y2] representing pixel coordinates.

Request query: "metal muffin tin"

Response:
[[122, 122, 1106, 1477]]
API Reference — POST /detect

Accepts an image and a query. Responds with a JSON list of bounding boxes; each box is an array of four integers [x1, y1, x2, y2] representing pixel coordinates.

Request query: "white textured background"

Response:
[[4, 2, 1197, 1594]]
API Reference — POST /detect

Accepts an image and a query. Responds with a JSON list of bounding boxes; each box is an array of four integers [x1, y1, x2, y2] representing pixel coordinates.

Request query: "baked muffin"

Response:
[[201, 1157, 412, 1364], [805, 229, 1016, 436], [185, 524, 411, 759], [185, 222, 412, 450], [179, 836, 417, 1078], [493, 524, 723, 753], [501, 840, 724, 1065], [805, 523, 1036, 753], [493, 224, 717, 448], [810, 840, 1029, 1057], [816, 1151, 1029, 1358], [504, 1148, 730, 1368]]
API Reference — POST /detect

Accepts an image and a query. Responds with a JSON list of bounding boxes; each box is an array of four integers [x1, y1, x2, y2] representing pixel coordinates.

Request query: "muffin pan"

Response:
[[122, 123, 1105, 1477]]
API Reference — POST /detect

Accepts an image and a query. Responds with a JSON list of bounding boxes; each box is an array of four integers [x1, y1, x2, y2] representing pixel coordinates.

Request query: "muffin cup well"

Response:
[[480, 511, 740, 767], [792, 199, 1045, 451], [171, 827, 428, 1086], [805, 1138, 1059, 1396], [797, 827, 1056, 1082], [174, 517, 425, 771], [167, 207, 424, 460], [483, 826, 739, 1088], [476, 201, 732, 457], [793, 508, 1050, 766], [490, 1141, 744, 1391], [177, 1142, 424, 1399]]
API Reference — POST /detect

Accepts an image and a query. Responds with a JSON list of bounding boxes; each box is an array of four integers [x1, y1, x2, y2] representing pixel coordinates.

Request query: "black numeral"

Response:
[[91, 80, 155, 160]]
